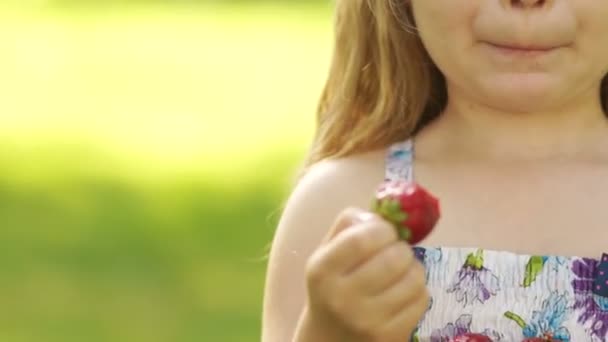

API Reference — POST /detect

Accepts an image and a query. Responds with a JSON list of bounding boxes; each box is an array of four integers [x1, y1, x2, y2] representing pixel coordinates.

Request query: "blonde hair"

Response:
[[305, 0, 608, 167]]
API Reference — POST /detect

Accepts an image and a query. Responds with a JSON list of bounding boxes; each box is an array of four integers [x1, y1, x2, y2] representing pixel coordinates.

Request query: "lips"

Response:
[[486, 42, 562, 52], [481, 41, 569, 60], [472, 5, 577, 57]]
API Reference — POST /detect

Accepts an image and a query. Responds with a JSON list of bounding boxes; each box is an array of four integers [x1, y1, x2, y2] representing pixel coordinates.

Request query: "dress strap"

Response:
[[385, 139, 414, 182]]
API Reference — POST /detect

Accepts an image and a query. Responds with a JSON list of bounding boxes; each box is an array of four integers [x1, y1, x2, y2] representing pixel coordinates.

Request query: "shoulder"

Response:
[[282, 150, 387, 242], [262, 149, 387, 341]]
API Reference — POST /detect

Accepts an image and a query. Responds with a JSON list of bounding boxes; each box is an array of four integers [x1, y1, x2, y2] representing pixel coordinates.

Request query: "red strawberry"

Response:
[[372, 180, 440, 244], [450, 333, 493, 342]]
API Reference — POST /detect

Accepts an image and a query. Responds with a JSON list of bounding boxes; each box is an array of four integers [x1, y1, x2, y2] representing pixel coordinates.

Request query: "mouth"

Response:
[[483, 42, 565, 57]]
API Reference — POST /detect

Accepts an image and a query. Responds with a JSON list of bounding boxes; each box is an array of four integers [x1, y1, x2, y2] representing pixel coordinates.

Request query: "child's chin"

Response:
[[477, 77, 565, 112]]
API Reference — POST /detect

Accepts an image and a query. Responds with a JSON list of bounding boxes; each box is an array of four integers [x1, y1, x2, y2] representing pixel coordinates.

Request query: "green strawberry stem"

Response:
[[399, 227, 412, 241], [504, 311, 527, 329], [373, 199, 408, 227]]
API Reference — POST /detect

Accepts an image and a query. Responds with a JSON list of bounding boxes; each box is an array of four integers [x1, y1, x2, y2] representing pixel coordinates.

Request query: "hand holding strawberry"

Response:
[[296, 208, 430, 342]]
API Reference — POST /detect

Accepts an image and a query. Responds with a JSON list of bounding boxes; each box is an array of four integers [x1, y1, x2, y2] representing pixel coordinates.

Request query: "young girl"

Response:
[[263, 0, 608, 341]]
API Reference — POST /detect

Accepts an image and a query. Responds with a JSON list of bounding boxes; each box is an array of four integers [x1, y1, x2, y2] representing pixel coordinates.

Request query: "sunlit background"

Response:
[[0, 1, 332, 340]]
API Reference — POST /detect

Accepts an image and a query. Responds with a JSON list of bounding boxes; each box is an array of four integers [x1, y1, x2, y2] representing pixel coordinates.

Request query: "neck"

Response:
[[420, 90, 608, 162]]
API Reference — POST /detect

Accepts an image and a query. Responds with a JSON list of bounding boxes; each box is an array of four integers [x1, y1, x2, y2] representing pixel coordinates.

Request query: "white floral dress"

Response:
[[385, 140, 608, 342]]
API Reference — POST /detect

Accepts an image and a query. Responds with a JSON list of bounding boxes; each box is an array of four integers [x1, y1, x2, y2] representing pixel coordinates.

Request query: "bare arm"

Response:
[[261, 154, 386, 342]]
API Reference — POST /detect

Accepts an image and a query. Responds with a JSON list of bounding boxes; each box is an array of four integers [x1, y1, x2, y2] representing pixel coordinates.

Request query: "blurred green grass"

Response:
[[0, 3, 332, 341]]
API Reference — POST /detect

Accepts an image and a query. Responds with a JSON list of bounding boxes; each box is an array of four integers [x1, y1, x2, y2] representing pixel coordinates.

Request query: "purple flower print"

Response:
[[447, 249, 500, 307], [414, 247, 442, 281], [431, 314, 502, 342], [414, 247, 426, 263], [572, 257, 608, 342], [410, 248, 441, 342]]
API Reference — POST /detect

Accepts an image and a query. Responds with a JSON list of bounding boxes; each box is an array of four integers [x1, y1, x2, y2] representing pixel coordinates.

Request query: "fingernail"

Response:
[[354, 212, 376, 223]]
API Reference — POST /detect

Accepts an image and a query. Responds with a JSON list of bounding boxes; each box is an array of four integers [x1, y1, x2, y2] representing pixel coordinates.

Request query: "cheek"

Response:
[[411, 1, 476, 65], [597, 19, 608, 73], [414, 4, 480, 89], [412, 1, 470, 37], [575, 2, 608, 72]]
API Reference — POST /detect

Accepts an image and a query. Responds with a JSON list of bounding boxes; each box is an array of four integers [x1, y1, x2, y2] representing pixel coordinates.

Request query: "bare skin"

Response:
[[263, 0, 608, 341], [262, 118, 608, 342]]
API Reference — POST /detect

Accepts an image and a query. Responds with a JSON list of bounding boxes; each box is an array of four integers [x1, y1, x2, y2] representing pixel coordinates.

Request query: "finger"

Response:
[[348, 241, 414, 295], [319, 219, 399, 275], [371, 261, 428, 320], [321, 208, 381, 244], [379, 290, 430, 340]]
